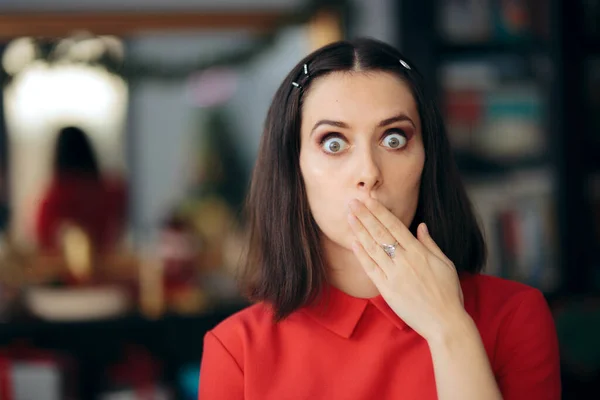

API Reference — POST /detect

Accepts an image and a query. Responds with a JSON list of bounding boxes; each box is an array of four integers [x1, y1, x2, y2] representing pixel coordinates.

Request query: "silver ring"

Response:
[[381, 241, 399, 259]]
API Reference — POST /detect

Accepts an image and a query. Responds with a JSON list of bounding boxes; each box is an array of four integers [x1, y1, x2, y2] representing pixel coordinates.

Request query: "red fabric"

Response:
[[0, 356, 12, 400], [107, 345, 161, 398], [198, 273, 560, 400], [35, 173, 126, 252], [0, 342, 68, 399]]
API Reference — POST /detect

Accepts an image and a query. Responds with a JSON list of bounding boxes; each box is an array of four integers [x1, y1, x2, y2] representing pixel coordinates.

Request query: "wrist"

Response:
[[425, 309, 478, 348]]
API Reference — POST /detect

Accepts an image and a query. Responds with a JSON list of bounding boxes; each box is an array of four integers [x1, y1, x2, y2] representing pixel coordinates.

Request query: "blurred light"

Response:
[[187, 67, 239, 107], [2, 37, 37, 76], [101, 36, 126, 61], [68, 38, 106, 62], [52, 37, 77, 60], [4, 62, 127, 138], [308, 10, 343, 51], [52, 35, 124, 64]]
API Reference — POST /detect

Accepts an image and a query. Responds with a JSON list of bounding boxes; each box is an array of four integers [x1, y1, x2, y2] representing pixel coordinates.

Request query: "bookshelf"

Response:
[[398, 0, 598, 297], [398, 4, 600, 392]]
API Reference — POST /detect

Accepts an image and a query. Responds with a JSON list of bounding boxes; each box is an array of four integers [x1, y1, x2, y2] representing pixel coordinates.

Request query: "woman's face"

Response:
[[299, 71, 425, 252]]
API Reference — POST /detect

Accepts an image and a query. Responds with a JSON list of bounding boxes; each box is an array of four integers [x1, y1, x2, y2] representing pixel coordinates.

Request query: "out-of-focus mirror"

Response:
[[0, 2, 345, 315]]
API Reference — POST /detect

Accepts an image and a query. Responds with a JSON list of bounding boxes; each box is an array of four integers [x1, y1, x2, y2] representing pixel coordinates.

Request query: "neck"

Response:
[[322, 235, 380, 299]]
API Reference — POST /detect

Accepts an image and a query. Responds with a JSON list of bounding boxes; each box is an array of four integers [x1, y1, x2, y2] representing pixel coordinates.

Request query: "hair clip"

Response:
[[292, 64, 309, 90], [399, 59, 411, 70]]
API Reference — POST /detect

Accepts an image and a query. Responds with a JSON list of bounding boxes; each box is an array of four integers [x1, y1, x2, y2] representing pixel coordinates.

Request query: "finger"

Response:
[[347, 212, 397, 271], [362, 198, 422, 252], [348, 199, 398, 251], [351, 240, 388, 285], [416, 223, 453, 267]]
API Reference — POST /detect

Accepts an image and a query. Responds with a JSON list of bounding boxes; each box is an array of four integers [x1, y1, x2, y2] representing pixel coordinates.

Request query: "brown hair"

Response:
[[54, 126, 100, 180], [240, 37, 486, 321]]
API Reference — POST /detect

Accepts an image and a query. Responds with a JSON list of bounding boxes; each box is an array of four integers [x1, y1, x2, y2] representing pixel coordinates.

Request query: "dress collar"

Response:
[[302, 284, 409, 339]]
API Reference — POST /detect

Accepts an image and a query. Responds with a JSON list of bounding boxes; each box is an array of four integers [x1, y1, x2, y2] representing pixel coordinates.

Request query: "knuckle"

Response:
[[415, 247, 428, 261], [374, 226, 387, 241]]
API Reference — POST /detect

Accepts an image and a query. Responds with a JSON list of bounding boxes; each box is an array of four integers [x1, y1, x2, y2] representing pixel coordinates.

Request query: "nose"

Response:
[[355, 146, 383, 192]]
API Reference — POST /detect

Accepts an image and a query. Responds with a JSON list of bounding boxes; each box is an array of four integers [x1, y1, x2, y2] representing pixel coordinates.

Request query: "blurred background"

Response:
[[0, 0, 597, 398]]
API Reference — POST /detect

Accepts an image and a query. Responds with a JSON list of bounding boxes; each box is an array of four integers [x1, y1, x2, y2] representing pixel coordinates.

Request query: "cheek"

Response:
[[301, 157, 342, 209], [401, 141, 425, 187], [300, 154, 350, 237], [387, 154, 425, 219], [402, 160, 424, 189], [299, 147, 341, 191], [301, 163, 327, 186]]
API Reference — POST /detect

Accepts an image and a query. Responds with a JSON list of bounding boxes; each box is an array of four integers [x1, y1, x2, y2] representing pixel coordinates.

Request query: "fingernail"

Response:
[[422, 223, 428, 234], [348, 199, 359, 210]]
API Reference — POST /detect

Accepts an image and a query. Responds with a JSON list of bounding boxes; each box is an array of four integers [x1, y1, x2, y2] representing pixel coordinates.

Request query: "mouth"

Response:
[[351, 197, 392, 213]]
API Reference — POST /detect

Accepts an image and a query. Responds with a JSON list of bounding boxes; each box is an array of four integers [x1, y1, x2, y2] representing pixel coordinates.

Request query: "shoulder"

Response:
[[212, 302, 275, 335], [461, 273, 548, 315], [207, 302, 276, 357], [462, 278, 561, 395], [461, 273, 556, 346], [461, 273, 555, 340], [462, 272, 538, 294]]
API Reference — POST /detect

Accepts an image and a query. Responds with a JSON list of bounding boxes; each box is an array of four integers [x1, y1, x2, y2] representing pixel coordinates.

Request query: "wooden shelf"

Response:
[[0, 10, 287, 39], [0, 304, 246, 337]]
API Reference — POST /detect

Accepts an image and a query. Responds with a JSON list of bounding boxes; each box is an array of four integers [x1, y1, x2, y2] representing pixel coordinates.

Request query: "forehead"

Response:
[[301, 71, 419, 128]]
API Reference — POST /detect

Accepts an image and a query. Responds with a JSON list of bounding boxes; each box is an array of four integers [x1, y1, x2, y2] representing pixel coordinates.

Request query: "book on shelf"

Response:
[[438, 0, 491, 43], [438, 0, 544, 43], [441, 58, 546, 163], [466, 170, 560, 293]]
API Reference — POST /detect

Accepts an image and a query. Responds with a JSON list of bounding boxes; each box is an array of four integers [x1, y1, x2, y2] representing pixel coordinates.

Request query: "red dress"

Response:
[[35, 173, 126, 252], [198, 273, 560, 399]]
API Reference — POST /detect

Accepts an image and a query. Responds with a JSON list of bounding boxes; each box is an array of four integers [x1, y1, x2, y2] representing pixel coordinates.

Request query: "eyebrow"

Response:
[[310, 112, 416, 136]]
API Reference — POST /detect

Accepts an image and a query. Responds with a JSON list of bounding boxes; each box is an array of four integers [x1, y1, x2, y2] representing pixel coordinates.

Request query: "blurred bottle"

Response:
[[157, 211, 205, 314]]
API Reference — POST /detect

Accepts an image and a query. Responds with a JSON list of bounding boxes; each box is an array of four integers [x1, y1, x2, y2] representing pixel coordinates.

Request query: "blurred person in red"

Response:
[[35, 126, 126, 254]]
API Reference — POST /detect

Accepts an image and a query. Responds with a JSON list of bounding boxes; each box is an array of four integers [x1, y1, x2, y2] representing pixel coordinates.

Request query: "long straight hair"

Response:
[[241, 38, 486, 321]]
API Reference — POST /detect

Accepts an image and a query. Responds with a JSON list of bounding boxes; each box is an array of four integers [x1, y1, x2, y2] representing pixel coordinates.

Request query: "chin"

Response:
[[317, 225, 351, 251]]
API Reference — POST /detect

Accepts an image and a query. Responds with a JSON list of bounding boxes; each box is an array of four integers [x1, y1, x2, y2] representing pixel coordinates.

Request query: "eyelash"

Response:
[[318, 128, 410, 151]]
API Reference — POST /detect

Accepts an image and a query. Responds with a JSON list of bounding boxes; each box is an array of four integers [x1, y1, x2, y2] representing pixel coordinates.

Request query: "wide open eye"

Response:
[[381, 131, 407, 149], [321, 135, 349, 154]]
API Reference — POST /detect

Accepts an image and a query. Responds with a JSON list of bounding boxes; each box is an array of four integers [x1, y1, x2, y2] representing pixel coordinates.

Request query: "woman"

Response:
[[198, 38, 560, 399], [36, 126, 126, 253]]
